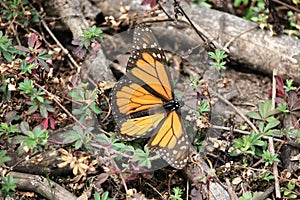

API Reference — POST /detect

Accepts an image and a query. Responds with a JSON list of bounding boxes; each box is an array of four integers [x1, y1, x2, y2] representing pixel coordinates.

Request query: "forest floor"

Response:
[[0, 0, 300, 200]]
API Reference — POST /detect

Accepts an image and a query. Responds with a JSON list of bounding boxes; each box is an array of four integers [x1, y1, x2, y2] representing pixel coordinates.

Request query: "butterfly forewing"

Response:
[[127, 51, 173, 101], [111, 76, 167, 140]]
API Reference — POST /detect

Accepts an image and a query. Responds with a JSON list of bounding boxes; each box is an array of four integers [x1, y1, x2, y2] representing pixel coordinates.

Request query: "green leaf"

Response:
[[18, 79, 34, 94], [0, 150, 11, 164], [39, 104, 48, 118], [264, 120, 280, 132], [75, 140, 83, 149], [247, 111, 262, 120], [28, 103, 39, 114], [287, 181, 295, 190], [90, 102, 101, 114], [36, 95, 44, 103], [258, 100, 271, 119], [63, 130, 81, 144], [1, 175, 19, 197], [101, 191, 109, 200], [94, 192, 101, 200]]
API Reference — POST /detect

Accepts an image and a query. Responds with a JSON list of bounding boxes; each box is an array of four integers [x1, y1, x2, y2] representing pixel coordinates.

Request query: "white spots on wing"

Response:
[[180, 146, 187, 150]]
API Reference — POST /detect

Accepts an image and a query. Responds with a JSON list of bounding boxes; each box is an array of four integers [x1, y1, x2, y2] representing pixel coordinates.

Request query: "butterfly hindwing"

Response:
[[148, 110, 189, 169]]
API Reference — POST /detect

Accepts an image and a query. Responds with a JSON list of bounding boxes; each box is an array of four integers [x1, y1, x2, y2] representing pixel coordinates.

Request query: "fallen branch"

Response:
[[8, 171, 77, 200], [99, 0, 300, 84]]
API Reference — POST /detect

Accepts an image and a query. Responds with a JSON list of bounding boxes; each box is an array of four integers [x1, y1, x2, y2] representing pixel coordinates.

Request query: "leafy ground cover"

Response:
[[0, 0, 300, 199]]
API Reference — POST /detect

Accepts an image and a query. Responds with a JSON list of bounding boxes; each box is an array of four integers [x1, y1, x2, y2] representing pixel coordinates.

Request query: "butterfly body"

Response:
[[162, 99, 183, 112], [110, 25, 190, 169]]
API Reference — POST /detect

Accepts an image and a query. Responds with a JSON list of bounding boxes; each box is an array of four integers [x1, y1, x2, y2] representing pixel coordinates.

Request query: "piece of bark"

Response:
[[45, 0, 88, 39], [8, 171, 77, 200], [185, 3, 300, 84], [6, 149, 72, 177]]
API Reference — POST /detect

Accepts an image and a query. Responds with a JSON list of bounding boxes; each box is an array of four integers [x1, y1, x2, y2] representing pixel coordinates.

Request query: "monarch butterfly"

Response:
[[110, 25, 190, 169]]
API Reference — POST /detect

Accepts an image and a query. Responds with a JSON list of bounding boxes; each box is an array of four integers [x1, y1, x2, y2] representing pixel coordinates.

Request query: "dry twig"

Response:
[[209, 88, 260, 134], [270, 69, 281, 198]]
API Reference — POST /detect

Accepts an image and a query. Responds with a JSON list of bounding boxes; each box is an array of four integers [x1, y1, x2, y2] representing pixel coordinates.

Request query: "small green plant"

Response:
[[0, 122, 21, 143], [244, 0, 268, 26], [94, 191, 114, 200], [262, 171, 275, 181], [261, 150, 280, 165], [1, 175, 19, 198], [277, 103, 289, 117], [93, 133, 158, 170], [18, 79, 37, 96], [63, 125, 93, 149], [283, 79, 297, 92], [198, 101, 210, 114], [132, 146, 152, 169], [20, 59, 36, 74], [170, 187, 183, 200], [0, 150, 11, 164], [18, 79, 55, 119], [27, 98, 54, 119], [250, 12, 269, 27], [81, 26, 106, 50], [15, 121, 48, 152], [0, 122, 20, 137], [194, 101, 210, 120], [69, 84, 103, 121], [247, 100, 280, 136], [17, 33, 52, 72], [65, 129, 154, 172], [208, 49, 228, 73], [257, 118, 280, 136], [0, 31, 18, 62], [189, 76, 199, 89], [286, 128, 300, 144], [0, 79, 11, 102], [72, 26, 106, 58], [231, 131, 266, 156], [233, 0, 248, 7], [281, 181, 297, 199], [2, 0, 40, 25], [247, 100, 279, 121], [287, 11, 300, 37], [272, 76, 300, 130]]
